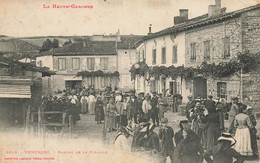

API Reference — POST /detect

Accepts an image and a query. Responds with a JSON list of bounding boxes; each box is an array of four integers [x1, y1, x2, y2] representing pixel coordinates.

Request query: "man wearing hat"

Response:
[[127, 93, 138, 123], [137, 92, 145, 118], [159, 118, 175, 163], [185, 95, 196, 122], [223, 96, 243, 133], [204, 133, 244, 163], [151, 92, 159, 126]]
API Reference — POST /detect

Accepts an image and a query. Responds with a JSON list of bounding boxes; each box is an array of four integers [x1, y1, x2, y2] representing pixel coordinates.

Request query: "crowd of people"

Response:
[[113, 95, 259, 163], [40, 85, 258, 162]]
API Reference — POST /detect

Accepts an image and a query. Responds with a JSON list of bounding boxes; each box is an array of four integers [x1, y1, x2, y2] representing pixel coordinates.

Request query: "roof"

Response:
[[47, 40, 117, 56], [0, 38, 40, 60], [134, 4, 260, 48], [36, 35, 144, 57], [0, 57, 55, 77], [117, 35, 144, 49]]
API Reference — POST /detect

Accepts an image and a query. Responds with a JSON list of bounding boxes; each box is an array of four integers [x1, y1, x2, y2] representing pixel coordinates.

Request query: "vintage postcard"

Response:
[[0, 0, 259, 162]]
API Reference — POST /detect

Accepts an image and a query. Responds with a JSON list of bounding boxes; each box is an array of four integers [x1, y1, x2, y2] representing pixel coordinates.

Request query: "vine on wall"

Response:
[[129, 52, 260, 81]]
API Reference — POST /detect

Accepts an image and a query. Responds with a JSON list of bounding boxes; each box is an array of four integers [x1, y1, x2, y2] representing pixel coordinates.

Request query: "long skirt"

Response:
[[116, 115, 128, 127], [234, 127, 253, 156], [106, 115, 116, 129], [206, 123, 221, 150], [81, 101, 88, 113], [95, 107, 104, 122], [88, 101, 96, 115]]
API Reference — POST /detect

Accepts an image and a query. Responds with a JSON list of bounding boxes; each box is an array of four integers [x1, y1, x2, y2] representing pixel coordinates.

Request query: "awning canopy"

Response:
[[0, 78, 33, 98]]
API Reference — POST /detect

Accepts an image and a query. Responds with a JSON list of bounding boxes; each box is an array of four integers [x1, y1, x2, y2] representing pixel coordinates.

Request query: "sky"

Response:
[[0, 0, 259, 37]]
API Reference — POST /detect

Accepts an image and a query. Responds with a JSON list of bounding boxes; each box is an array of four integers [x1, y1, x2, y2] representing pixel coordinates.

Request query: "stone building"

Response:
[[36, 33, 142, 93], [133, 1, 260, 106]]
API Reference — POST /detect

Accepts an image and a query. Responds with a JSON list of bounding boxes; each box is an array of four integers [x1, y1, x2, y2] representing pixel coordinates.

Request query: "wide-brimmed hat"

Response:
[[161, 118, 168, 123], [179, 120, 190, 129], [187, 95, 193, 99], [139, 122, 150, 127], [231, 96, 239, 100], [217, 133, 236, 146]]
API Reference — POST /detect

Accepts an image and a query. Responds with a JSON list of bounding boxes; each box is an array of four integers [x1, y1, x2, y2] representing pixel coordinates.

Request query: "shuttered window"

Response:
[[223, 37, 230, 58], [100, 58, 108, 70], [87, 58, 95, 70], [152, 49, 156, 65], [203, 40, 210, 61], [161, 47, 166, 64], [172, 45, 177, 63], [190, 43, 196, 61], [72, 58, 80, 70], [58, 58, 66, 71]]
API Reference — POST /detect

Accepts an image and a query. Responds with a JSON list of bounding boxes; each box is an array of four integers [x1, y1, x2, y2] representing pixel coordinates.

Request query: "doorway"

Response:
[[193, 78, 207, 99]]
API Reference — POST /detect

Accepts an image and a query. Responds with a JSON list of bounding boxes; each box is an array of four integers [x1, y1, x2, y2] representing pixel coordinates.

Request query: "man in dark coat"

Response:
[[151, 92, 159, 126], [159, 118, 175, 163], [204, 95, 216, 113], [127, 94, 138, 123], [185, 95, 196, 122], [137, 92, 145, 118]]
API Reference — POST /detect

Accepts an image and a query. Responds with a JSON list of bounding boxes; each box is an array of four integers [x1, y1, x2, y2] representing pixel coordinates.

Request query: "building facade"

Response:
[[132, 1, 260, 106], [36, 34, 142, 93]]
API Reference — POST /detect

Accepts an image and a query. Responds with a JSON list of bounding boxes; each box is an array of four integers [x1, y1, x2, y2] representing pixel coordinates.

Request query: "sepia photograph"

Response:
[[0, 0, 259, 162]]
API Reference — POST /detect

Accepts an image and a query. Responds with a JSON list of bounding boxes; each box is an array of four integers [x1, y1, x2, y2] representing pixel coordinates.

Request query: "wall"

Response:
[[185, 17, 242, 68], [241, 9, 260, 54], [134, 32, 186, 95], [141, 32, 185, 67], [117, 49, 134, 90], [53, 55, 118, 75], [36, 55, 54, 70], [242, 70, 260, 110]]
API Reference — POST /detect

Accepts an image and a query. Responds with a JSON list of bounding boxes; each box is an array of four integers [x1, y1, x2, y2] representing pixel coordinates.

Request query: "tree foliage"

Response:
[[40, 39, 59, 52]]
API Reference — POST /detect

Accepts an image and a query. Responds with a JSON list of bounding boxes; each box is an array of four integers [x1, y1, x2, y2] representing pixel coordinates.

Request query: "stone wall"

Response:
[[242, 69, 260, 110], [241, 9, 260, 54], [185, 16, 242, 68]]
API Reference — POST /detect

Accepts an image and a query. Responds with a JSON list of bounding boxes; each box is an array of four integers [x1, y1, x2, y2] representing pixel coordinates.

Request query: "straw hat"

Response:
[[217, 133, 236, 146]]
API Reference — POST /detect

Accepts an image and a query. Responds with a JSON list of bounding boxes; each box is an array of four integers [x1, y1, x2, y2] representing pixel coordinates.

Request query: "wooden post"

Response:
[[61, 113, 66, 138], [69, 115, 72, 138], [25, 106, 30, 135], [102, 114, 107, 143], [240, 68, 243, 103], [38, 108, 41, 137], [30, 112, 34, 135]]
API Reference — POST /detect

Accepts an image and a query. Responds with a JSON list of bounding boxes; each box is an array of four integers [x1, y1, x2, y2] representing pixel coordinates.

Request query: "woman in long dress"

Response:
[[80, 93, 88, 114], [174, 128, 204, 163], [88, 93, 96, 115], [233, 104, 253, 156], [95, 97, 104, 124], [105, 97, 116, 132]]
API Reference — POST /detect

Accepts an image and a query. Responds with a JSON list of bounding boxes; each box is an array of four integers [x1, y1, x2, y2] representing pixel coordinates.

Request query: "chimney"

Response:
[[179, 9, 188, 20], [83, 40, 86, 47], [116, 29, 121, 42], [215, 0, 221, 10], [148, 24, 152, 35], [174, 9, 188, 25], [208, 0, 222, 17]]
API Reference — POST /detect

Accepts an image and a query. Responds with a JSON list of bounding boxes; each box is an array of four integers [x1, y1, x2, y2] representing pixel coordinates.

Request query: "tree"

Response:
[[62, 39, 72, 46], [53, 39, 59, 48], [40, 38, 60, 52]]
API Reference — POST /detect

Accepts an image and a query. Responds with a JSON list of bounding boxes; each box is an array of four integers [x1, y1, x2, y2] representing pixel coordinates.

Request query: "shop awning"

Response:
[[0, 79, 33, 98]]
